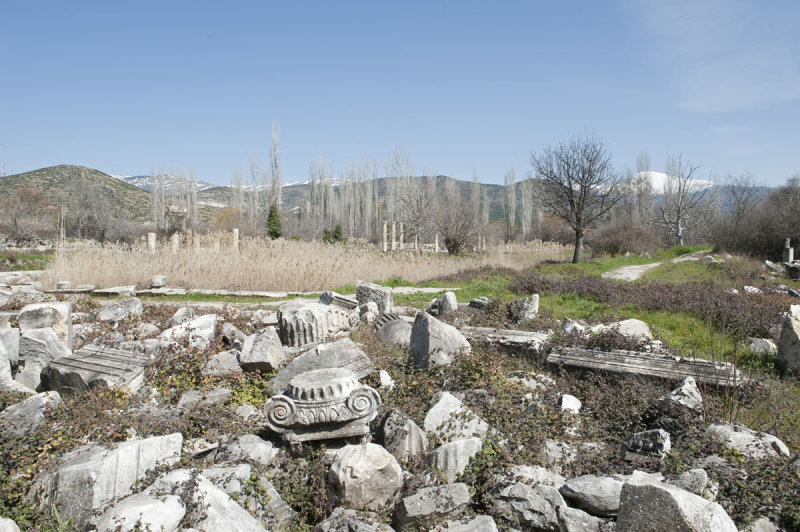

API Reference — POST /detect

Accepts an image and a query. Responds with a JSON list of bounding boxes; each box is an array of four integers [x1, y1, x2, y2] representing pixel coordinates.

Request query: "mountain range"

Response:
[[0, 165, 773, 227]]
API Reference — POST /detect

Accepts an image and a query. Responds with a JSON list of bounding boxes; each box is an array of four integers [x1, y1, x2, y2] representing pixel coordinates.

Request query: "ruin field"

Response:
[[1, 248, 799, 531]]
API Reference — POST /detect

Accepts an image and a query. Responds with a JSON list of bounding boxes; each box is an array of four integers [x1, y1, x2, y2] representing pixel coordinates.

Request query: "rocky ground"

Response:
[[0, 275, 798, 531]]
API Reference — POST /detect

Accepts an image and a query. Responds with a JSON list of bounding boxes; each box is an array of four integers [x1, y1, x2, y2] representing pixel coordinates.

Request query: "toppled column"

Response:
[[277, 301, 331, 347]]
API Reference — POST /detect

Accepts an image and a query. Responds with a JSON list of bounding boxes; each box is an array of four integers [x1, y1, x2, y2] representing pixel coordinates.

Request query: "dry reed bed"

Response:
[[44, 237, 570, 291]]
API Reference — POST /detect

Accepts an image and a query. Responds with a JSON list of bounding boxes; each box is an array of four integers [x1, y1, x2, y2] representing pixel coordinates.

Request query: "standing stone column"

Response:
[[170, 233, 179, 254], [147, 232, 156, 253], [194, 235, 201, 252], [213, 239, 221, 253], [391, 223, 397, 251], [783, 238, 794, 263], [399, 223, 404, 250], [233, 228, 239, 250], [382, 222, 388, 253], [434, 234, 439, 254]]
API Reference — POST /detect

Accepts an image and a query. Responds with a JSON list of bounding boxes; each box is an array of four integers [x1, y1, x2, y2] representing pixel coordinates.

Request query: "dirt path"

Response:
[[601, 262, 663, 281]]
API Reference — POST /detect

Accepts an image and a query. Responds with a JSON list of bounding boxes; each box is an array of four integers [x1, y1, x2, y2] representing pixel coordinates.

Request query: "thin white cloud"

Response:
[[627, 0, 800, 113]]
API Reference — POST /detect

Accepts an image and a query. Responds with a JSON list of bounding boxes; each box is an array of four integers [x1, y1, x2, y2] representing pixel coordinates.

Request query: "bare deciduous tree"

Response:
[[654, 155, 715, 246], [530, 133, 623, 263], [725, 172, 762, 248], [504, 169, 516, 241], [433, 178, 480, 254]]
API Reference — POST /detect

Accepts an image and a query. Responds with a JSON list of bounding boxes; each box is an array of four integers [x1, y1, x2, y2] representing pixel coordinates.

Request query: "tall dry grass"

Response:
[[44, 234, 571, 291]]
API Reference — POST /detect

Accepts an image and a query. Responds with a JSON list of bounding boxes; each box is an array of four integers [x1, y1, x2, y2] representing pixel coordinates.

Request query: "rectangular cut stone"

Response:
[[40, 344, 148, 394], [547, 348, 746, 388], [459, 326, 549, 353], [92, 286, 136, 296]]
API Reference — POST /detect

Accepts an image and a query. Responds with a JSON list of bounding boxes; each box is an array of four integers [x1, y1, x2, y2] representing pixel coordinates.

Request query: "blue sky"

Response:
[[1, 0, 798, 186]]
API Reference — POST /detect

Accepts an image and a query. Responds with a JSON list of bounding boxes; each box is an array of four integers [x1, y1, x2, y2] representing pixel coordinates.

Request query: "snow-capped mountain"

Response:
[[111, 174, 218, 193], [635, 171, 716, 193]]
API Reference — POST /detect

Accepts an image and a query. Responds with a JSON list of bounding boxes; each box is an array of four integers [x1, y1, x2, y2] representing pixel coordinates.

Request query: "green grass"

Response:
[[533, 245, 712, 278], [0, 252, 53, 271]]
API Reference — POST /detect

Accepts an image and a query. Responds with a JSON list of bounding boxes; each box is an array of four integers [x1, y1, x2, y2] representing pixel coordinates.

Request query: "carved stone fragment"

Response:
[[264, 367, 380, 450]]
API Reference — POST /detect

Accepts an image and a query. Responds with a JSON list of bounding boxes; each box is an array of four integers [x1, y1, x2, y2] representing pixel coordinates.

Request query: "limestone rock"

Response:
[[379, 369, 395, 390], [18, 302, 72, 349], [424, 392, 489, 441], [268, 338, 375, 395], [622, 429, 671, 461], [395, 483, 471, 529], [167, 306, 195, 326], [221, 322, 247, 348], [278, 301, 331, 347], [557, 504, 602, 532], [150, 275, 168, 288], [427, 292, 458, 317], [434, 515, 498, 532], [559, 394, 581, 414], [239, 327, 288, 372], [38, 433, 183, 529], [410, 312, 471, 368], [612, 318, 653, 342], [97, 297, 143, 323], [375, 313, 412, 346], [543, 439, 577, 471], [673, 469, 717, 501], [140, 469, 264, 531], [359, 301, 380, 324], [203, 350, 243, 377], [16, 327, 71, 389], [651, 376, 703, 416], [0, 390, 61, 435], [562, 317, 588, 335], [706, 423, 790, 459], [488, 482, 560, 531], [509, 464, 566, 488], [616, 472, 737, 532], [0, 518, 20, 532], [424, 437, 483, 483], [328, 443, 403, 511], [160, 313, 217, 349], [224, 434, 279, 465], [0, 327, 20, 362], [356, 281, 393, 314], [202, 463, 295, 526], [315, 507, 395, 532], [94, 490, 185, 531], [560, 475, 623, 517], [743, 517, 781, 532], [382, 409, 428, 460], [0, 358, 35, 395], [177, 387, 232, 409], [748, 337, 778, 356]]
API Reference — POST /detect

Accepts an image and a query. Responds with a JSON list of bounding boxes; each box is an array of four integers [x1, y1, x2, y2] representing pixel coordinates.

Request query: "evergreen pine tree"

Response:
[[267, 202, 282, 239]]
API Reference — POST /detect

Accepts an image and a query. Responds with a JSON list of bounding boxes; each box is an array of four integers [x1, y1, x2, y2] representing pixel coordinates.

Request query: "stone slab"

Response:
[[548, 348, 747, 388], [40, 344, 148, 394]]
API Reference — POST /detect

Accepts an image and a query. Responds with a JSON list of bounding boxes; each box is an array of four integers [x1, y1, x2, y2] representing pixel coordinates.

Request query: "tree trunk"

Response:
[[676, 221, 684, 246], [572, 229, 583, 263]]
